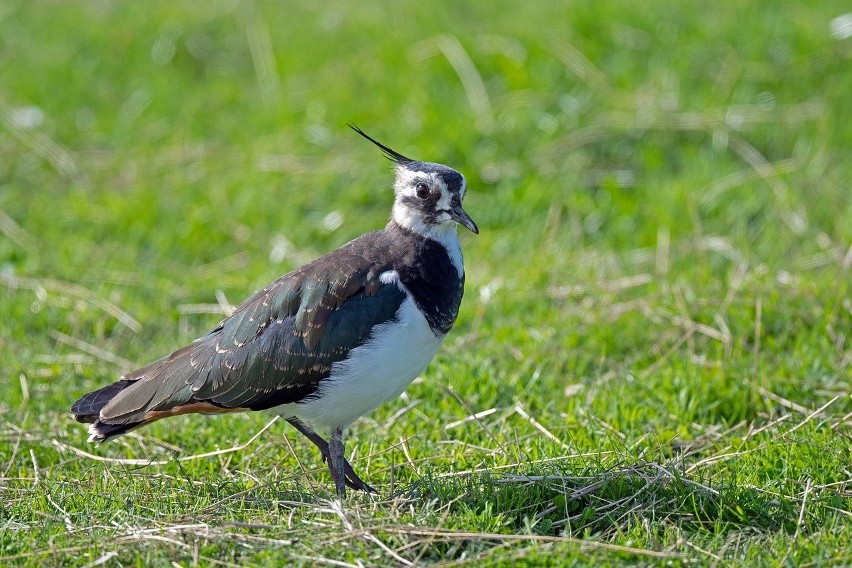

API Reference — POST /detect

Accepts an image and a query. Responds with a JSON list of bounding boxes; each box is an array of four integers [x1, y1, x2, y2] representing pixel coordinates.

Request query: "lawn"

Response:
[[1, 1, 851, 566]]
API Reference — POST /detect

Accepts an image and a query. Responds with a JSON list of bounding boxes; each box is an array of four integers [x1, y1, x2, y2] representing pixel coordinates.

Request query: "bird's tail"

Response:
[[71, 380, 149, 442], [71, 336, 245, 442]]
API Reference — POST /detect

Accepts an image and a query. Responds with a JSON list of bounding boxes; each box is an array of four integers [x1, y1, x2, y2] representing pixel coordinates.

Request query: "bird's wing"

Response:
[[99, 243, 406, 424]]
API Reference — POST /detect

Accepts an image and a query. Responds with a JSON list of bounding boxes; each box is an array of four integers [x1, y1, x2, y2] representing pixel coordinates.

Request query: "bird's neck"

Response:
[[387, 212, 464, 277], [383, 221, 466, 336]]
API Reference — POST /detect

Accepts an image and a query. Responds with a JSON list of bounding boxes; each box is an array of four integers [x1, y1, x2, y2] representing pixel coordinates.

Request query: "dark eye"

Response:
[[415, 183, 430, 199]]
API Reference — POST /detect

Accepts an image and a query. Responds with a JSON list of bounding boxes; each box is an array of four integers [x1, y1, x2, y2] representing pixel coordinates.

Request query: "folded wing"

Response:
[[72, 244, 405, 436]]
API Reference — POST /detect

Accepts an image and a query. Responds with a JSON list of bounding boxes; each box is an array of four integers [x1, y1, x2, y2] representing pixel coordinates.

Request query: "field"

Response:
[[1, 1, 851, 566]]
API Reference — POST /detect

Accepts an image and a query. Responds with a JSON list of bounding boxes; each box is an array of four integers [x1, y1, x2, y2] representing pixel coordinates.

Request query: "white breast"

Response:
[[272, 277, 443, 435]]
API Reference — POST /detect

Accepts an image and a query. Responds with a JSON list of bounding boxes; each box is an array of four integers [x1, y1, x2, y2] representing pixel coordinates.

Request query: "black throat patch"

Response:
[[381, 223, 465, 335]]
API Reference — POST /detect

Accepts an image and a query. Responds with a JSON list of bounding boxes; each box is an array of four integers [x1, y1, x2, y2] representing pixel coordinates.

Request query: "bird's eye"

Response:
[[415, 183, 430, 199]]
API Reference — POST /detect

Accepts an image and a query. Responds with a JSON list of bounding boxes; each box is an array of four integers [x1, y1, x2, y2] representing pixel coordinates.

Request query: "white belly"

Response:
[[272, 295, 443, 434]]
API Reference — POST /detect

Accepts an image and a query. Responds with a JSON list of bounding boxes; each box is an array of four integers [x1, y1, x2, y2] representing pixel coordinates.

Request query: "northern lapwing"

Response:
[[71, 125, 478, 497]]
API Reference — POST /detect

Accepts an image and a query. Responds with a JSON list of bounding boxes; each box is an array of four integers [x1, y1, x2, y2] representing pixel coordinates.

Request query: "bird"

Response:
[[71, 125, 478, 497]]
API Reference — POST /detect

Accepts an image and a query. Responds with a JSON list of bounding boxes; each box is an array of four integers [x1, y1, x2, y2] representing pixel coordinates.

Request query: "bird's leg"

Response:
[[285, 417, 331, 460], [285, 418, 375, 494], [328, 427, 347, 497]]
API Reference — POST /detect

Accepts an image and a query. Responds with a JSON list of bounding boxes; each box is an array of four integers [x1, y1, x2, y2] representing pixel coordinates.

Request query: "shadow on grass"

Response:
[[410, 461, 800, 539]]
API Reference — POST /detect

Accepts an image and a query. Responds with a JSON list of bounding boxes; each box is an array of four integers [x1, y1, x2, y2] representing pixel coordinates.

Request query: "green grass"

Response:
[[1, 0, 851, 565]]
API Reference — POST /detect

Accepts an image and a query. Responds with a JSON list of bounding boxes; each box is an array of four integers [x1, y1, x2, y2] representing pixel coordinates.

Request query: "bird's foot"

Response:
[[341, 460, 376, 493], [327, 427, 376, 497], [319, 447, 375, 494], [285, 418, 375, 496]]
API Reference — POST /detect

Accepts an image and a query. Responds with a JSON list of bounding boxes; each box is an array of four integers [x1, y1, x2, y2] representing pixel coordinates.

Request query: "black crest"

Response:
[[348, 124, 413, 165]]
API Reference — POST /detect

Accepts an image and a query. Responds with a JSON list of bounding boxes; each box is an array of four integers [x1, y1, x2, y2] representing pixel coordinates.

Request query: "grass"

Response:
[[1, 0, 851, 565]]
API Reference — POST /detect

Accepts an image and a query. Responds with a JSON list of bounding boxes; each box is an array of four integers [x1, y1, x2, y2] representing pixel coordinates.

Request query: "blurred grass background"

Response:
[[1, 1, 851, 566]]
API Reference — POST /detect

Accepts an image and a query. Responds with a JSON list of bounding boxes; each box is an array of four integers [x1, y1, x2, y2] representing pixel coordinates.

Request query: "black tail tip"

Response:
[[71, 380, 135, 422], [72, 380, 139, 442], [86, 420, 142, 442]]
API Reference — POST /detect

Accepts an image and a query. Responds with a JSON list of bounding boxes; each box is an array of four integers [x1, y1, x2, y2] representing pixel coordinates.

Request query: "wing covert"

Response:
[[194, 278, 406, 409]]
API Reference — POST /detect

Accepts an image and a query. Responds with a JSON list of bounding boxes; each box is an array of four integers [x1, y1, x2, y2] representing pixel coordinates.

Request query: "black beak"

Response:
[[450, 204, 479, 234]]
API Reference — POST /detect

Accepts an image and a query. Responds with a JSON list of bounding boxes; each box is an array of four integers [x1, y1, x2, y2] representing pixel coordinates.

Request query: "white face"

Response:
[[347, 126, 477, 242], [387, 160, 476, 276], [393, 167, 467, 231]]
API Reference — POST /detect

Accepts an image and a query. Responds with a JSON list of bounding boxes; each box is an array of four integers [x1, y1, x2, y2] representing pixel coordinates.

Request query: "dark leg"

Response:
[[285, 418, 375, 494], [328, 427, 347, 497]]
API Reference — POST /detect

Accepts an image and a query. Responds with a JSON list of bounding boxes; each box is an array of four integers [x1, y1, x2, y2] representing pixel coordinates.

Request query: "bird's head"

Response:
[[350, 125, 478, 238]]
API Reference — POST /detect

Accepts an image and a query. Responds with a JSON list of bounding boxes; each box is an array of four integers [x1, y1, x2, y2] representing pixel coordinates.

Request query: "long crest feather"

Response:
[[348, 124, 413, 164]]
